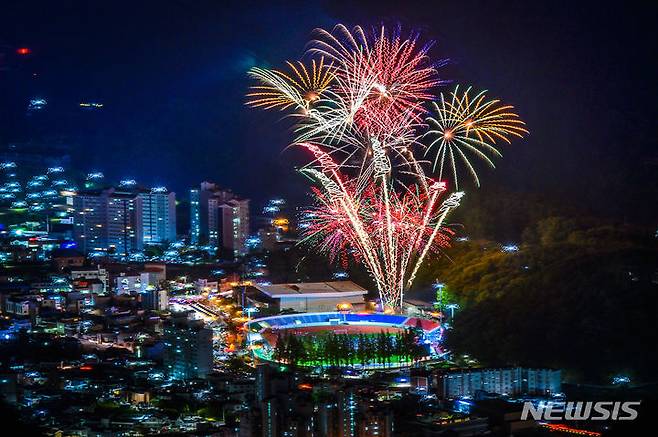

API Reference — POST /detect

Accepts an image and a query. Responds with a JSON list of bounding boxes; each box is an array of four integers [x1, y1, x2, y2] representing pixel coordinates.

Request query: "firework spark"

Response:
[[247, 58, 334, 110], [308, 24, 442, 132], [298, 143, 463, 309], [425, 86, 529, 189], [247, 24, 526, 311]]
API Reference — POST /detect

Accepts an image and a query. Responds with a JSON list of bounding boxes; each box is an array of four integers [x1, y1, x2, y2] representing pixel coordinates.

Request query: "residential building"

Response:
[[189, 182, 249, 258], [435, 367, 561, 399], [190, 189, 200, 244], [163, 318, 213, 379], [4, 299, 31, 316], [71, 266, 108, 293], [338, 388, 358, 437], [115, 270, 162, 295], [73, 188, 143, 255], [218, 198, 250, 258], [51, 248, 85, 271], [141, 288, 168, 311], [139, 187, 176, 245], [359, 407, 394, 437], [115, 274, 143, 295]]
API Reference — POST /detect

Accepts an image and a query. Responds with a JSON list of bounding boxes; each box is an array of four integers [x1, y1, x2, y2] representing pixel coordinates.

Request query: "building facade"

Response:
[[141, 288, 168, 311], [436, 367, 561, 399], [188, 182, 249, 258], [73, 188, 143, 255], [139, 188, 176, 245], [106, 191, 142, 254], [219, 198, 250, 258], [338, 388, 358, 437], [71, 192, 106, 253], [189, 189, 200, 244], [70, 266, 109, 293], [240, 281, 368, 313], [163, 318, 213, 379]]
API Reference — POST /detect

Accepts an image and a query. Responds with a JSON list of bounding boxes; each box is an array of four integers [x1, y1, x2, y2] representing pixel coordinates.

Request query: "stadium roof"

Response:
[[253, 281, 368, 299]]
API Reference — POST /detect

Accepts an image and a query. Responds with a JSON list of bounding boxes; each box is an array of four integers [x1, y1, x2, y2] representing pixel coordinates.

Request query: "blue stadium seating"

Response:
[[250, 312, 413, 330]]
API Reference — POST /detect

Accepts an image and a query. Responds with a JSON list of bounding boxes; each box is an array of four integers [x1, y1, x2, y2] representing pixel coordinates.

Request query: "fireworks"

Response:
[[247, 58, 334, 110], [247, 24, 526, 311], [309, 25, 441, 124], [301, 176, 463, 309], [425, 86, 529, 188]]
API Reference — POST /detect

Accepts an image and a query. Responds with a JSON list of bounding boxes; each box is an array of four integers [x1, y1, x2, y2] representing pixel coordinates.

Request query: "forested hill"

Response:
[[418, 216, 658, 383]]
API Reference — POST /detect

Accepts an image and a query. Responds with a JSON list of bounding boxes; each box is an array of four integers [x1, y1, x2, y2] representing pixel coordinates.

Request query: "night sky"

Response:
[[1, 0, 657, 221]]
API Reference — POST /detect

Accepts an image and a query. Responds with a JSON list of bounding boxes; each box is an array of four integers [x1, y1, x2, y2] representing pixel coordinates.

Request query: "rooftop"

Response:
[[253, 281, 368, 299]]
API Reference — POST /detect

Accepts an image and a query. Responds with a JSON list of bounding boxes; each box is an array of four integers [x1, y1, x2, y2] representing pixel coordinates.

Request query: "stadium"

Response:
[[245, 312, 445, 369]]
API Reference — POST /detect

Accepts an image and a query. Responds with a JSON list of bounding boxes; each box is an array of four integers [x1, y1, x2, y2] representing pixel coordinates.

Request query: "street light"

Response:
[[244, 307, 259, 322], [433, 282, 445, 306], [446, 303, 459, 319], [433, 281, 445, 324]]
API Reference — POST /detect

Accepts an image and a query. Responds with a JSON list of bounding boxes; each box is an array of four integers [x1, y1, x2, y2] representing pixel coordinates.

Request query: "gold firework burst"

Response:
[[247, 57, 334, 110], [425, 86, 528, 188]]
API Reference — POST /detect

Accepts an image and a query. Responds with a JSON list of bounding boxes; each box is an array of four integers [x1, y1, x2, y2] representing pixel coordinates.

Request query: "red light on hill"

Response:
[[16, 47, 31, 55]]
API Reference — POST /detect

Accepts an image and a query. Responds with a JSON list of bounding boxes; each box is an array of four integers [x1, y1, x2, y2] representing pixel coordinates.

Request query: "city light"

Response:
[[612, 375, 631, 385], [336, 302, 353, 312], [79, 102, 104, 109], [28, 98, 47, 111], [11, 201, 27, 209], [245, 236, 261, 249], [86, 172, 104, 180], [262, 205, 279, 214]]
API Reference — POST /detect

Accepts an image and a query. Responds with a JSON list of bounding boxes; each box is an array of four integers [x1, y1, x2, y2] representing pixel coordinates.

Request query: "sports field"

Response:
[[261, 324, 408, 348]]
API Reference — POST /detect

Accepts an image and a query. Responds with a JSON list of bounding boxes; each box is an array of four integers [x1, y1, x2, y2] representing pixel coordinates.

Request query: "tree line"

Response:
[[272, 329, 428, 368]]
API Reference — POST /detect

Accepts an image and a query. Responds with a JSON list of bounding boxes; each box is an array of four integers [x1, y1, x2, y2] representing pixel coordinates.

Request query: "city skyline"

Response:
[[0, 160, 257, 260]]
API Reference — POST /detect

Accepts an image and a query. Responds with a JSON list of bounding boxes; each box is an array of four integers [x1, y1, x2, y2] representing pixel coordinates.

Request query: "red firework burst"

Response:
[[300, 180, 454, 265]]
